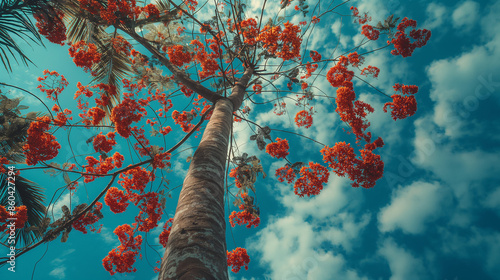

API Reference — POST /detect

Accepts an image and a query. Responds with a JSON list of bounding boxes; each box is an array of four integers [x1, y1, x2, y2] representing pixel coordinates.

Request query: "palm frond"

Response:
[[0, 174, 46, 246], [0, 0, 49, 71], [90, 35, 132, 123]]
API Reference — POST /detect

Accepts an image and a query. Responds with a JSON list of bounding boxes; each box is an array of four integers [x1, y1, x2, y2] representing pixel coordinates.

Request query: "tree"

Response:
[[0, 0, 57, 71], [0, 93, 46, 246], [0, 0, 430, 279]]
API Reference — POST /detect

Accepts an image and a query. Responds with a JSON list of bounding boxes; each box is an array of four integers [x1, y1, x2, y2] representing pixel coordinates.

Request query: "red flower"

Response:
[[110, 36, 132, 56], [34, 10, 66, 45], [293, 162, 329, 197], [295, 110, 313, 128], [383, 83, 418, 120], [309, 50, 322, 62], [361, 65, 380, 78], [227, 247, 250, 273], [68, 41, 101, 73], [23, 116, 61, 165], [275, 165, 296, 183], [84, 107, 106, 126], [111, 98, 147, 137], [266, 138, 289, 159], [102, 224, 142, 275], [389, 18, 431, 58], [229, 205, 260, 228], [105, 187, 130, 213], [93, 132, 116, 153], [384, 95, 417, 120], [159, 218, 174, 247], [37, 70, 69, 101], [167, 45, 192, 67], [142, 4, 160, 18], [361, 25, 380, 40], [0, 205, 28, 232], [252, 84, 262, 94], [321, 138, 384, 188], [72, 202, 103, 233], [0, 157, 8, 174], [347, 52, 364, 67]]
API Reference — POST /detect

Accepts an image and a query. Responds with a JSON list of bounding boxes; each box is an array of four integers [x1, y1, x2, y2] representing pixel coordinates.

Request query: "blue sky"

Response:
[[1, 0, 500, 279]]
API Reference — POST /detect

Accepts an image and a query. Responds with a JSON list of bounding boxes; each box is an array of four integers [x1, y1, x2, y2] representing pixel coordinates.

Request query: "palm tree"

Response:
[[0, 0, 53, 71], [0, 93, 46, 246]]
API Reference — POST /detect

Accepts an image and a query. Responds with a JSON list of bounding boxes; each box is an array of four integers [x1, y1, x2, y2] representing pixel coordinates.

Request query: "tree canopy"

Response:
[[0, 0, 431, 278]]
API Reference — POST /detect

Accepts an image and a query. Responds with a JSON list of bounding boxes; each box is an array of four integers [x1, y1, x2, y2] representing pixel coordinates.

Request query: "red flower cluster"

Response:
[[350, 6, 371, 24], [34, 10, 66, 45], [293, 162, 329, 197], [237, 18, 259, 45], [361, 25, 380, 40], [93, 132, 116, 153], [389, 18, 431, 58], [83, 107, 106, 126], [295, 110, 313, 128], [229, 167, 243, 189], [102, 224, 142, 275], [23, 116, 61, 165], [111, 35, 132, 56], [227, 247, 250, 273], [310, 50, 322, 62], [252, 84, 262, 94], [190, 40, 219, 79], [142, 3, 160, 18], [275, 165, 296, 184], [69, 41, 101, 73], [53, 109, 73, 126], [171, 110, 196, 133], [118, 167, 152, 193], [159, 218, 173, 247], [84, 152, 124, 183], [153, 152, 171, 169], [266, 138, 289, 159], [327, 56, 374, 142], [0, 205, 28, 232], [37, 70, 69, 101], [257, 21, 302, 60], [347, 52, 364, 67], [0, 157, 8, 174], [302, 62, 318, 79], [361, 65, 380, 78], [134, 192, 163, 232], [72, 202, 103, 233], [105, 187, 129, 213], [167, 45, 192, 67], [229, 205, 260, 228], [383, 83, 418, 120], [321, 137, 384, 188], [111, 98, 147, 137]]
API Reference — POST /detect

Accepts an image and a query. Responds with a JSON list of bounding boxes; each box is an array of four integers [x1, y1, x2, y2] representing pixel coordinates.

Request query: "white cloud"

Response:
[[482, 186, 500, 215], [378, 181, 448, 234], [423, 2, 448, 30], [100, 226, 120, 246], [49, 249, 74, 279], [378, 238, 427, 280], [48, 193, 79, 221], [437, 226, 500, 277], [452, 1, 480, 31], [248, 177, 370, 279], [425, 1, 500, 139], [49, 267, 66, 279]]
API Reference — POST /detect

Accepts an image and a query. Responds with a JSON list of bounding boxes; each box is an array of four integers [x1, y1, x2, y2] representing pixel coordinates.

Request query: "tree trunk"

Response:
[[159, 68, 253, 280]]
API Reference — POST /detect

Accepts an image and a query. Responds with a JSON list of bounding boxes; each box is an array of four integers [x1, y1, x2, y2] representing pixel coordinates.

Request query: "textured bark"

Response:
[[159, 67, 253, 280]]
